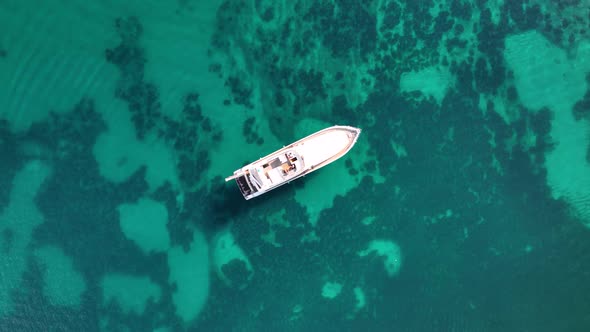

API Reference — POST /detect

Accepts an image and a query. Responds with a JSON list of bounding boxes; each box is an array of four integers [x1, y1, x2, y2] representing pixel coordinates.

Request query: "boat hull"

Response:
[[225, 125, 361, 200]]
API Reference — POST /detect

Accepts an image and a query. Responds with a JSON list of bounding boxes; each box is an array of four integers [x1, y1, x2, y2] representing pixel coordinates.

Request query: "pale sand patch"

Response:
[[92, 103, 179, 191], [504, 31, 590, 226], [0, 161, 51, 316], [321, 281, 343, 299], [358, 239, 403, 277], [167, 230, 209, 322], [400, 66, 455, 105], [34, 245, 87, 307], [117, 198, 171, 253], [101, 273, 161, 314]]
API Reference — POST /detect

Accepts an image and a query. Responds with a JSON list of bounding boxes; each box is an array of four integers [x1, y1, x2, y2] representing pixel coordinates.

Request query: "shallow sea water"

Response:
[[1, 1, 590, 331]]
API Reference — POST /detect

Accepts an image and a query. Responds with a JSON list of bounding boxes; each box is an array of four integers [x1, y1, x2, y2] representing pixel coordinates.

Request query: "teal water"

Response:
[[1, 1, 590, 331]]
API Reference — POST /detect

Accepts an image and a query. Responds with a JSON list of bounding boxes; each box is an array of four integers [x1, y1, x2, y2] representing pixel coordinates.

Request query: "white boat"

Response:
[[225, 125, 361, 200]]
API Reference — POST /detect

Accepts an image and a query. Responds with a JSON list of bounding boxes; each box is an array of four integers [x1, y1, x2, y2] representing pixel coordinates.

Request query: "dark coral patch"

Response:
[[225, 76, 254, 109], [0, 120, 22, 209], [105, 17, 161, 139], [304, 1, 376, 59], [243, 116, 264, 145], [573, 74, 590, 121]]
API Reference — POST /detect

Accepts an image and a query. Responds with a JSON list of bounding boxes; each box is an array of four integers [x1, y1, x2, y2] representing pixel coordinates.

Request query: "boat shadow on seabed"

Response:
[[203, 172, 306, 232]]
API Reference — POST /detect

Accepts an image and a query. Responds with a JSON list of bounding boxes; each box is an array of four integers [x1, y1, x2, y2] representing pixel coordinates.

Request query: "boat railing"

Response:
[[225, 173, 241, 182]]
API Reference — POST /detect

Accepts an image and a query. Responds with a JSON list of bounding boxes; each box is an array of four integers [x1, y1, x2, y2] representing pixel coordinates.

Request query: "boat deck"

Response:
[[295, 129, 355, 169], [225, 125, 361, 200]]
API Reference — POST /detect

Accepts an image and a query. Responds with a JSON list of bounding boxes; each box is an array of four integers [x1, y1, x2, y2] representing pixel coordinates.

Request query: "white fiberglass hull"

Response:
[[225, 125, 361, 200]]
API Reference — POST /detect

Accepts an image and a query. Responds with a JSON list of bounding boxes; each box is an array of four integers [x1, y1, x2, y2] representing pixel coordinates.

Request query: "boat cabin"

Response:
[[235, 150, 303, 198]]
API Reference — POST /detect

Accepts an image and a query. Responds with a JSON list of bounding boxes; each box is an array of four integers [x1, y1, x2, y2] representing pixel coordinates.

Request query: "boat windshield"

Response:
[[249, 171, 263, 189]]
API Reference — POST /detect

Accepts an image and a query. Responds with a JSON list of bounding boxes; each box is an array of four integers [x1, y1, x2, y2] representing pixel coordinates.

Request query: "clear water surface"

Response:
[[1, 1, 590, 331]]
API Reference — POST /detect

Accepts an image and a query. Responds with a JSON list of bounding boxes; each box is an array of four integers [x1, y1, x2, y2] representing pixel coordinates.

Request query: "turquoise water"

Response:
[[1, 1, 590, 331]]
